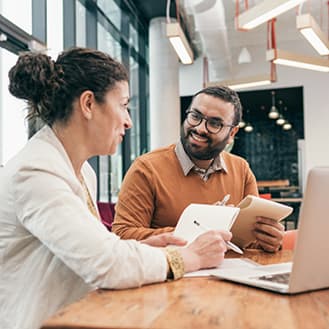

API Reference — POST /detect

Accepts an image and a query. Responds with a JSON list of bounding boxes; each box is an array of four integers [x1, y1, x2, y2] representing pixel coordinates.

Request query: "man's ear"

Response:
[[79, 90, 95, 120], [228, 125, 239, 145]]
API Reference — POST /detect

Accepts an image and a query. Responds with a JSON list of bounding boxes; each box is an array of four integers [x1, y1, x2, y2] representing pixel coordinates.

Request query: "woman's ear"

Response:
[[79, 90, 95, 120]]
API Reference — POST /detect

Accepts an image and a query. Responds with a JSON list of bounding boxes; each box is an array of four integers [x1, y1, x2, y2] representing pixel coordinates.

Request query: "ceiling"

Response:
[[133, 0, 326, 82], [133, 0, 174, 22], [133, 0, 313, 137]]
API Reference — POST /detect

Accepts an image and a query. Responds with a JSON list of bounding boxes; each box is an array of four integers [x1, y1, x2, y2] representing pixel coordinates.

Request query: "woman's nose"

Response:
[[124, 111, 133, 130]]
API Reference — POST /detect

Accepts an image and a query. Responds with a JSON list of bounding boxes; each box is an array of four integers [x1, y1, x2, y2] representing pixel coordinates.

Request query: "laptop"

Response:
[[213, 167, 329, 294]]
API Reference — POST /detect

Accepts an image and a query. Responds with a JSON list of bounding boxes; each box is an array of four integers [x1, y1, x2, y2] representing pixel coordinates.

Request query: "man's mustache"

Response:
[[187, 129, 211, 145]]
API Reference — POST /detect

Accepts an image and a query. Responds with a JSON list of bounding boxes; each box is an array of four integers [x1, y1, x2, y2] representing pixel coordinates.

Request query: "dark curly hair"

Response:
[[8, 47, 128, 126], [191, 86, 242, 126]]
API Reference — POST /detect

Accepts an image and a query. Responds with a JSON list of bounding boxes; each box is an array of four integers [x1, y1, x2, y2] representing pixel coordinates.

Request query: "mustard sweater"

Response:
[[112, 144, 258, 240]]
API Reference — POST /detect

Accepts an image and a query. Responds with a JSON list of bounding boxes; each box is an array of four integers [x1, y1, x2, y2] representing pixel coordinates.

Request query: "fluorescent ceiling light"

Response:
[[267, 48, 329, 72], [166, 22, 193, 65], [237, 0, 307, 30], [207, 75, 273, 90], [297, 14, 329, 56]]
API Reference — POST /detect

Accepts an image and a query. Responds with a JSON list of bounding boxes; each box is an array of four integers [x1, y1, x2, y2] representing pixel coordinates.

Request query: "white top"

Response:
[[0, 126, 167, 329]]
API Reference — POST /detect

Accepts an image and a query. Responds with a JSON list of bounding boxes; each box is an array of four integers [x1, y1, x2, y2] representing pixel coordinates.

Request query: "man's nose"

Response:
[[195, 118, 208, 134]]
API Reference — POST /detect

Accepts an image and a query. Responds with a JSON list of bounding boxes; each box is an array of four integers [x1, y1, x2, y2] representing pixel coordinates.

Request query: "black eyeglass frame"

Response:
[[185, 110, 236, 134]]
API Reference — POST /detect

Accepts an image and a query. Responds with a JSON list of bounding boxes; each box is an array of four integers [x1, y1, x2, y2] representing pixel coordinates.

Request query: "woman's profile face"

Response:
[[89, 80, 132, 155]]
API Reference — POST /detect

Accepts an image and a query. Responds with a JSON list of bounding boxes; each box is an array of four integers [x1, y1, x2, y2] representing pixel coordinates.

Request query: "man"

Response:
[[112, 86, 284, 252]]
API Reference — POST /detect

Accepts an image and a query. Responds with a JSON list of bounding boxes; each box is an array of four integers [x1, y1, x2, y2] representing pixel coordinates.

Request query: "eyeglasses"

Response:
[[185, 110, 236, 134]]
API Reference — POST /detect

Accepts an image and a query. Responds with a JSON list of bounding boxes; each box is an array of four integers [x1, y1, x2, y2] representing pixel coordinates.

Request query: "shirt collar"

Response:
[[175, 139, 228, 176]]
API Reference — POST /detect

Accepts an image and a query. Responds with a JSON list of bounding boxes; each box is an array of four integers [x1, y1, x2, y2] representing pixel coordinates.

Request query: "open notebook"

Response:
[[173, 203, 240, 244], [213, 167, 329, 294], [231, 195, 293, 248]]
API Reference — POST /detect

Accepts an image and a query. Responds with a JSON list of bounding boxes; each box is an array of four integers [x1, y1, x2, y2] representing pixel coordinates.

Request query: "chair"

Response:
[[97, 202, 115, 231], [259, 193, 272, 200], [282, 229, 298, 250]]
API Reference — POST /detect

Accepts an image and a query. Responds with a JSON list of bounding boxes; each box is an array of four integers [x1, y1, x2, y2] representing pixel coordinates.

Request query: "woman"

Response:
[[0, 48, 231, 329]]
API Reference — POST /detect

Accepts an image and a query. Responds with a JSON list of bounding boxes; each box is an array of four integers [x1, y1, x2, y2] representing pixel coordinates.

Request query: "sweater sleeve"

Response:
[[243, 161, 259, 197], [112, 158, 174, 240]]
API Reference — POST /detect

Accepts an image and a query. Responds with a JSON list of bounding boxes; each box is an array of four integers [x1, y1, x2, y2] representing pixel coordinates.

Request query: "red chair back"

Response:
[[97, 202, 115, 231], [259, 193, 272, 200]]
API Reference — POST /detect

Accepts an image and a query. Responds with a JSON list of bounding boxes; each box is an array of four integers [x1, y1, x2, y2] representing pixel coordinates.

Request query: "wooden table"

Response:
[[257, 179, 290, 188], [271, 197, 303, 203], [42, 250, 329, 329]]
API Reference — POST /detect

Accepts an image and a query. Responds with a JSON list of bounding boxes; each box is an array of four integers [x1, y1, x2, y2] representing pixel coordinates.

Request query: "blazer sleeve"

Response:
[[12, 161, 167, 290]]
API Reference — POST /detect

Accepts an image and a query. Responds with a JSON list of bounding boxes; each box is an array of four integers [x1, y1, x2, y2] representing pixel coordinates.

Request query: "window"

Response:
[[0, 0, 35, 164], [1, 0, 32, 34], [47, 0, 63, 58], [97, 0, 121, 31], [129, 55, 140, 162], [129, 23, 138, 52], [0, 48, 27, 164], [71, 0, 149, 201], [76, 0, 86, 47], [110, 146, 122, 201], [97, 22, 121, 60]]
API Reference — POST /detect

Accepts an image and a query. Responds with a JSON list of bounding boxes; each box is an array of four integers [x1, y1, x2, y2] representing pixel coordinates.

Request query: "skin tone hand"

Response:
[[213, 202, 235, 207], [253, 217, 285, 252], [179, 230, 232, 273], [141, 232, 187, 247]]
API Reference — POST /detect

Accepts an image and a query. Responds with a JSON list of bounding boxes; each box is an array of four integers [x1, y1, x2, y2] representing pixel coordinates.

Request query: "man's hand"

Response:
[[253, 217, 285, 252], [141, 232, 187, 247]]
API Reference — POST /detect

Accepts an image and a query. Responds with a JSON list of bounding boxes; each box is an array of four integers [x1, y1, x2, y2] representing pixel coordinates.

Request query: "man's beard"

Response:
[[180, 126, 231, 161]]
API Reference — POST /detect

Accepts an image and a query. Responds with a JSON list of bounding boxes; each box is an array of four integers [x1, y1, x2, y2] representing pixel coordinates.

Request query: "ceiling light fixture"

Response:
[[269, 108, 279, 119], [238, 120, 246, 128], [268, 91, 279, 119], [237, 0, 307, 30], [166, 22, 194, 64], [276, 114, 285, 125], [207, 74, 272, 91], [238, 47, 252, 64], [283, 122, 292, 130], [267, 48, 329, 72], [244, 123, 254, 133], [297, 14, 329, 56]]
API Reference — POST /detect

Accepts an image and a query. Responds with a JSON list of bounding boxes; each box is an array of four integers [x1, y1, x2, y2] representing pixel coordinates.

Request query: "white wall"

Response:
[[179, 60, 329, 187], [149, 18, 180, 149]]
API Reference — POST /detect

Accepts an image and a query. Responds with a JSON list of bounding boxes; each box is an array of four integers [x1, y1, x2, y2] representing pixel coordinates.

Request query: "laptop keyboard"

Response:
[[253, 272, 291, 284]]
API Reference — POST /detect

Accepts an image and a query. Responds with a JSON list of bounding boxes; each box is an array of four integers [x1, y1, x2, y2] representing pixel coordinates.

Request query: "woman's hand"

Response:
[[179, 230, 232, 273], [141, 232, 187, 247]]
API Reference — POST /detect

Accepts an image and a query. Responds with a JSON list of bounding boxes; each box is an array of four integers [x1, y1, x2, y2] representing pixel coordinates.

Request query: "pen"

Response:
[[218, 194, 230, 206], [193, 219, 244, 255]]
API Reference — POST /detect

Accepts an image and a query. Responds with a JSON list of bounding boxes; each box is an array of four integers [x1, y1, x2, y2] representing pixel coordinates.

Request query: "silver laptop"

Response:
[[214, 167, 329, 294]]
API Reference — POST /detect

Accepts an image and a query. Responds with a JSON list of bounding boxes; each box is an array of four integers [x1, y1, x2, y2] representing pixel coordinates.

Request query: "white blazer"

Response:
[[0, 125, 167, 329]]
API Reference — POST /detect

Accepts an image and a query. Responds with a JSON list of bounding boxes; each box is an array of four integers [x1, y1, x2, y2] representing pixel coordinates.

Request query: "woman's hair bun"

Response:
[[8, 52, 56, 103]]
